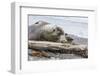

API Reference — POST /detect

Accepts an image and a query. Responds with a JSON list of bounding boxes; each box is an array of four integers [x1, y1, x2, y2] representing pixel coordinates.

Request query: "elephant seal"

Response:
[[28, 21, 68, 43]]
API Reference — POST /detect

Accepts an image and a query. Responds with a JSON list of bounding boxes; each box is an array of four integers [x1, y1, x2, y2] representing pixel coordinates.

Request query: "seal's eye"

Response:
[[35, 22, 39, 24]]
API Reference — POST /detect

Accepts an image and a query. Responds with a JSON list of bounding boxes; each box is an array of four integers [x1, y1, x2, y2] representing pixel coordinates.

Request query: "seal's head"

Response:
[[40, 24, 67, 42]]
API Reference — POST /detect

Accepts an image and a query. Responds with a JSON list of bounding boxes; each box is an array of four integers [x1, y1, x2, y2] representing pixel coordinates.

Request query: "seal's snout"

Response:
[[56, 27, 64, 36]]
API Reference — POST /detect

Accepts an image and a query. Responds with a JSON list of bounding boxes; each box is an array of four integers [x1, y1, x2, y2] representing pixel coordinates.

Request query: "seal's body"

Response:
[[28, 21, 67, 43]]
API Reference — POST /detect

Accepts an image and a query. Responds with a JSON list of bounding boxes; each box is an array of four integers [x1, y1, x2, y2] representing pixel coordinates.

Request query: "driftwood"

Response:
[[28, 40, 88, 58]]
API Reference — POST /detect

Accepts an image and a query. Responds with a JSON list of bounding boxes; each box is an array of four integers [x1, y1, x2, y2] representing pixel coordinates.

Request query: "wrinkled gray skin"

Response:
[[28, 21, 67, 43]]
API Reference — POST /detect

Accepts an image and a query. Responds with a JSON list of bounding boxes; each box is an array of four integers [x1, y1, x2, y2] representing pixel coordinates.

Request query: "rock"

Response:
[[29, 49, 50, 58], [28, 40, 88, 58]]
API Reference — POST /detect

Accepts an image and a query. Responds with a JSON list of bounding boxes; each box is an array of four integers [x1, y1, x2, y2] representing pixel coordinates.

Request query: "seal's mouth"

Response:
[[40, 31, 60, 42], [39, 26, 64, 42]]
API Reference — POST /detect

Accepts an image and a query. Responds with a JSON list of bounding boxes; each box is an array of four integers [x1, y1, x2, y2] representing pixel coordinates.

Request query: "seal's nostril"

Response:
[[65, 33, 68, 35], [57, 32, 62, 36], [53, 29, 55, 32]]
